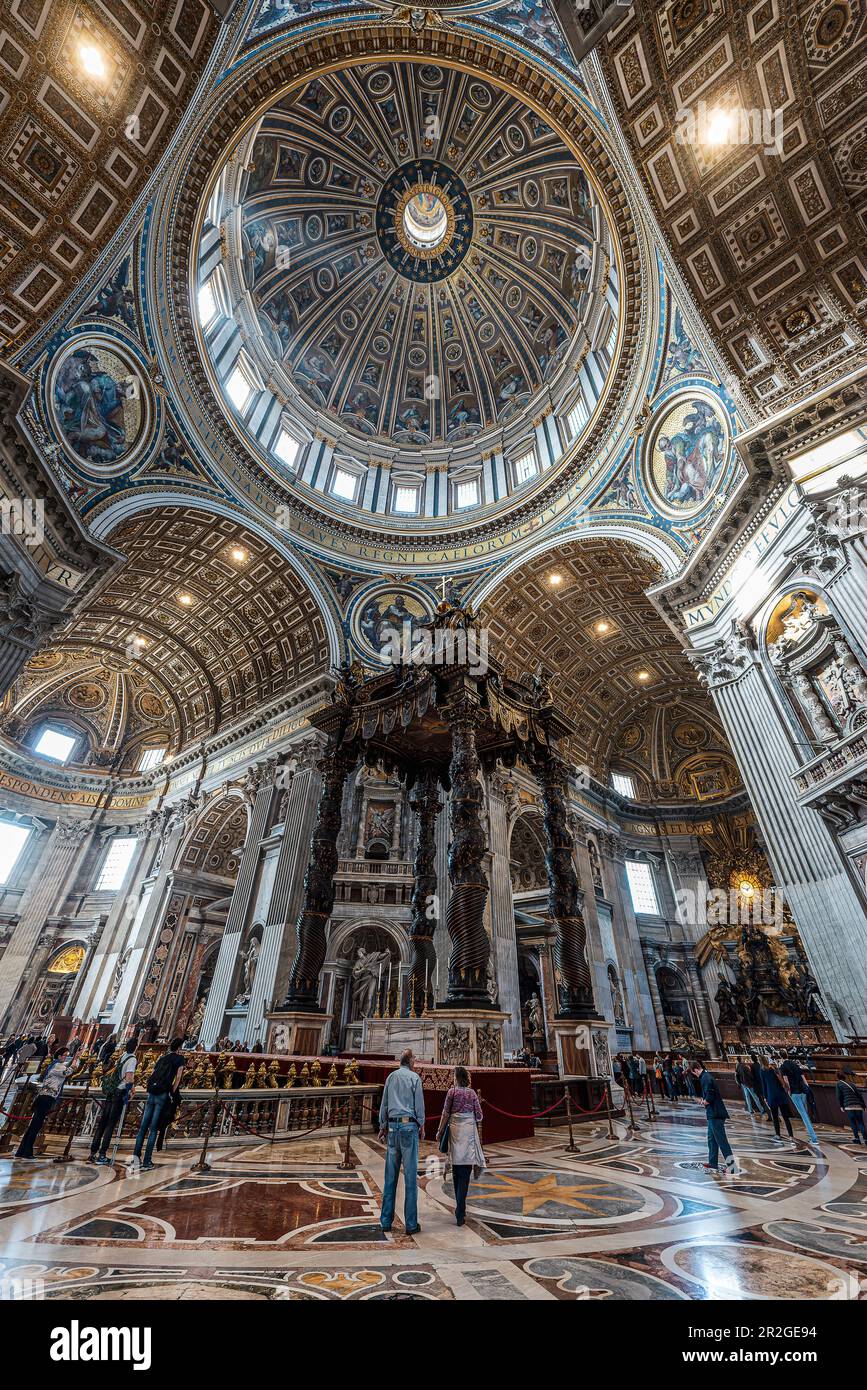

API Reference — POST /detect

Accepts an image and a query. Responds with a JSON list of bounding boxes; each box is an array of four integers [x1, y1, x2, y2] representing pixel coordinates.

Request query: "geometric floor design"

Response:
[[1, 1102, 865, 1299]]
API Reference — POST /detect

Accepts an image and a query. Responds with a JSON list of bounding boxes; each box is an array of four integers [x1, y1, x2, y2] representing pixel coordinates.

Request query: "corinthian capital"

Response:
[[689, 619, 756, 689], [54, 818, 90, 845]]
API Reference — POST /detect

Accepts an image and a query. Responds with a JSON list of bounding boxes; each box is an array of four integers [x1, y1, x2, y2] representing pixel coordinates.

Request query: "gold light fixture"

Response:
[[78, 43, 106, 80], [596, 620, 610, 634], [548, 572, 564, 587], [229, 545, 249, 564], [637, 669, 650, 682], [177, 592, 194, 607], [132, 635, 147, 650]]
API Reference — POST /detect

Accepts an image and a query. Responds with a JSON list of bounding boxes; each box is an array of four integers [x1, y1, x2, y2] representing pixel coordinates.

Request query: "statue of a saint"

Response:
[[528, 992, 544, 1037], [351, 945, 390, 1017]]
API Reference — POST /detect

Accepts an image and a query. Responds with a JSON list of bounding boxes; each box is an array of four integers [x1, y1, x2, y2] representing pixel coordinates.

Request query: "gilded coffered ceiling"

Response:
[[0, 507, 331, 766], [595, 0, 867, 413], [0, 0, 225, 350], [479, 535, 741, 799]]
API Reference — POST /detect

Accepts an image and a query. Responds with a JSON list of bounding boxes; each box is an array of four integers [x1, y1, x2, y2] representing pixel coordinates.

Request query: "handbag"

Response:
[[438, 1123, 450, 1154]]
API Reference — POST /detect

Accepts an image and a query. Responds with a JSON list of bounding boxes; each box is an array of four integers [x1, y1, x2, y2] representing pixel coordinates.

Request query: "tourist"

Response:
[[378, 1048, 424, 1235], [780, 1052, 818, 1144], [131, 1038, 186, 1171], [89, 1037, 138, 1164], [748, 1055, 771, 1118], [691, 1061, 738, 1176], [735, 1056, 765, 1116], [436, 1065, 485, 1226], [835, 1069, 867, 1144], [760, 1056, 795, 1142], [663, 1053, 676, 1100], [673, 1056, 685, 1096], [98, 1033, 118, 1066], [636, 1053, 648, 1095], [14, 1035, 37, 1072], [653, 1055, 665, 1097], [612, 1054, 624, 1092], [15, 1046, 72, 1159], [627, 1053, 642, 1095]]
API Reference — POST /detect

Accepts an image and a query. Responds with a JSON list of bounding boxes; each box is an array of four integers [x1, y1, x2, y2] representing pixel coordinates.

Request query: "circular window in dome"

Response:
[[403, 190, 449, 250]]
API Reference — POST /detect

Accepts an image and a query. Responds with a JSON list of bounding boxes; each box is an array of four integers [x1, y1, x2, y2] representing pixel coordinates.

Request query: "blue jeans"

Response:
[[741, 1084, 763, 1115], [845, 1109, 867, 1143], [790, 1092, 818, 1143], [380, 1121, 419, 1232], [134, 1092, 167, 1164], [707, 1114, 733, 1168]]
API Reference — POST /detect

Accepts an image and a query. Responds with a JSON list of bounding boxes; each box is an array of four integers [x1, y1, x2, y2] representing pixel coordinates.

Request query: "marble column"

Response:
[[487, 771, 522, 1050], [442, 697, 490, 1006], [282, 741, 357, 1010], [641, 945, 670, 1050], [247, 741, 323, 1034], [534, 750, 595, 1017], [408, 767, 441, 1015], [199, 762, 279, 1047], [0, 818, 93, 1027], [602, 834, 662, 1048], [694, 625, 867, 1035], [433, 800, 451, 1002]]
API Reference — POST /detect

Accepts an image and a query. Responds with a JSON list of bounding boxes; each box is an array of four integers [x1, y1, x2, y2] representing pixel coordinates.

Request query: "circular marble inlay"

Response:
[[461, 1166, 660, 1225], [663, 1240, 855, 1300]]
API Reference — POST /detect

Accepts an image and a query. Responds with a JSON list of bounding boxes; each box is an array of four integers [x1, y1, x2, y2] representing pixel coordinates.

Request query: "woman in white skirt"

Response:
[[436, 1065, 486, 1226]]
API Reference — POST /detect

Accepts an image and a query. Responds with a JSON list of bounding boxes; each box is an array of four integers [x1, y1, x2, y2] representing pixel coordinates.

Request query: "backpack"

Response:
[[147, 1053, 179, 1096], [101, 1053, 133, 1098]]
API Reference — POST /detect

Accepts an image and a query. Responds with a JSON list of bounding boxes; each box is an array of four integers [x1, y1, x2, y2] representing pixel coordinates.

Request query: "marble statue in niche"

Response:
[[351, 945, 390, 1017]]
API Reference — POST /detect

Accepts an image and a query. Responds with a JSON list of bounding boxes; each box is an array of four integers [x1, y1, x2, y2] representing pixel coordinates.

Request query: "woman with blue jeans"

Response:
[[132, 1039, 185, 1170]]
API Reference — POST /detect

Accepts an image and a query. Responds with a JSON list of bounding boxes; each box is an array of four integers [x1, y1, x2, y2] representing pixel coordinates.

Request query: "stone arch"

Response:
[[176, 791, 251, 878]]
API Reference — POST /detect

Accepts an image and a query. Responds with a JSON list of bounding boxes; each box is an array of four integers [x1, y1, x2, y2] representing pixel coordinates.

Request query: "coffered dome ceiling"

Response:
[[479, 536, 742, 800], [199, 59, 617, 461]]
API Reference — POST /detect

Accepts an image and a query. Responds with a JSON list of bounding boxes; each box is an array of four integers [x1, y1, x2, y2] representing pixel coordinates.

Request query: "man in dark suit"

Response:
[[691, 1062, 738, 1176]]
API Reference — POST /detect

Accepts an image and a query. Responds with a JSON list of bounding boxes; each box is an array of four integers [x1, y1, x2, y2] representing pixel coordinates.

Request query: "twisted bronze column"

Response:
[[444, 698, 491, 1006], [408, 767, 441, 1014], [535, 750, 595, 1018], [282, 741, 356, 1010]]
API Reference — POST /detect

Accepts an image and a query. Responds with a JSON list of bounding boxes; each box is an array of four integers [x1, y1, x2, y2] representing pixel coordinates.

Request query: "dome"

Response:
[[193, 59, 622, 519]]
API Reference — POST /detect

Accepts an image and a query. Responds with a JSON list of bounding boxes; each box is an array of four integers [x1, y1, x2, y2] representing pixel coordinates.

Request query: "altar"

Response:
[[266, 598, 610, 1078]]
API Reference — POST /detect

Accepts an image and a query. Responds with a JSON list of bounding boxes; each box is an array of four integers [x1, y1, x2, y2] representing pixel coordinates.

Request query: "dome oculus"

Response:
[[377, 161, 471, 281]]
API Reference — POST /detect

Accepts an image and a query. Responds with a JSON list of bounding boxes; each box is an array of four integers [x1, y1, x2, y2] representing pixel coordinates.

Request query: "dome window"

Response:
[[34, 727, 77, 764], [198, 277, 218, 329], [611, 771, 635, 798], [625, 860, 660, 916], [514, 448, 537, 485], [394, 485, 419, 514], [332, 468, 358, 502], [273, 430, 299, 469], [455, 479, 479, 510], [138, 747, 166, 772]]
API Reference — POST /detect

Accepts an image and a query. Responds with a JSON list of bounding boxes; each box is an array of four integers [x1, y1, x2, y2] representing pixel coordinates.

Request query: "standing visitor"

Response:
[[735, 1056, 765, 1116], [761, 1056, 795, 1142], [779, 1052, 819, 1145], [691, 1061, 738, 1176], [835, 1070, 867, 1144], [636, 1053, 648, 1095], [89, 1038, 138, 1164], [98, 1034, 118, 1066], [435, 1065, 485, 1226], [378, 1048, 424, 1235], [748, 1055, 771, 1118], [653, 1055, 666, 1097], [15, 1046, 72, 1159], [131, 1038, 185, 1171], [663, 1053, 676, 1100]]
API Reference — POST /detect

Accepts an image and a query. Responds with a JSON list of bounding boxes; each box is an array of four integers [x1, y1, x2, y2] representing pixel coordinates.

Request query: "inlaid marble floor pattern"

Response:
[[0, 1102, 865, 1300]]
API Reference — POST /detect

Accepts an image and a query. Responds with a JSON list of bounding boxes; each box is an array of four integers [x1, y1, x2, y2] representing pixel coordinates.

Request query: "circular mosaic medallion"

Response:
[[351, 585, 434, 664], [644, 390, 729, 516], [376, 159, 472, 283], [49, 338, 148, 470]]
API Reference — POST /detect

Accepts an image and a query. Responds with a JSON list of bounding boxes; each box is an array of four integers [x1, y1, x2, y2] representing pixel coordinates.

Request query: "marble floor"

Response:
[[1, 1101, 866, 1300]]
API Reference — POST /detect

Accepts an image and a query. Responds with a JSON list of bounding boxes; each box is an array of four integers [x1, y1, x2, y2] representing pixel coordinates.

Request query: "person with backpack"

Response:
[[15, 1046, 72, 1159], [89, 1037, 138, 1164], [132, 1038, 185, 1171]]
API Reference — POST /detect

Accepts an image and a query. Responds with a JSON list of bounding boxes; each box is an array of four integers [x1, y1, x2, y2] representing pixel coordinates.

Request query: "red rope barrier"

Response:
[[481, 1086, 610, 1121]]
